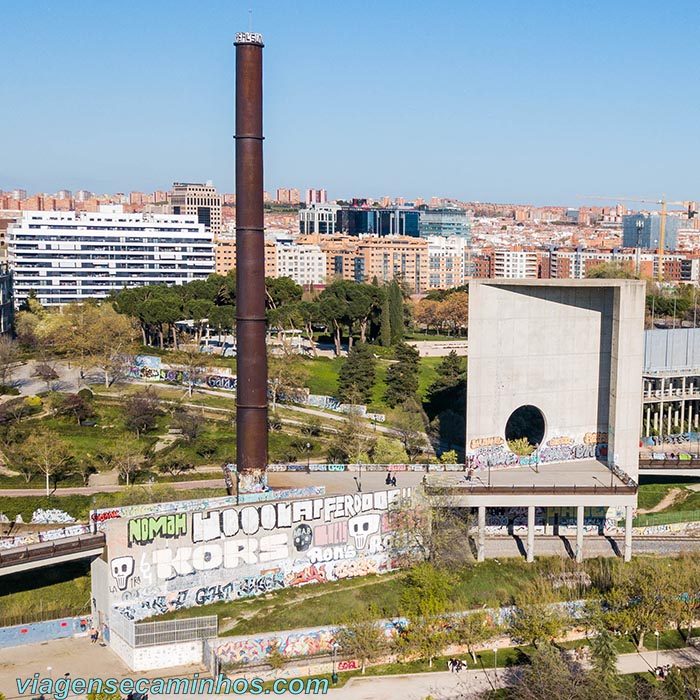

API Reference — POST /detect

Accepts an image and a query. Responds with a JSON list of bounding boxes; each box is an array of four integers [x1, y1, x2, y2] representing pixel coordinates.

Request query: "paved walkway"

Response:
[[3, 636, 700, 700]]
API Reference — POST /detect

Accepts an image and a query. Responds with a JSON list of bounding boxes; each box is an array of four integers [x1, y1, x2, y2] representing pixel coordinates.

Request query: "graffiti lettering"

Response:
[[128, 514, 187, 547], [470, 436, 504, 449]]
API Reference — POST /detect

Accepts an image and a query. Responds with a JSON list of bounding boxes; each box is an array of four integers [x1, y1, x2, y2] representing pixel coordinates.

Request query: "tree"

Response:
[[391, 399, 427, 460], [394, 616, 448, 668], [13, 431, 74, 496], [296, 300, 320, 357], [508, 579, 566, 648], [33, 361, 60, 392], [424, 351, 466, 419], [337, 343, 376, 404], [372, 437, 409, 464], [603, 558, 673, 651], [171, 408, 206, 441], [268, 349, 309, 410], [439, 449, 459, 464], [111, 445, 143, 487], [335, 608, 388, 674], [156, 447, 195, 477], [50, 393, 95, 425], [586, 261, 637, 279], [380, 293, 391, 347], [384, 342, 420, 407], [74, 455, 97, 487], [327, 412, 374, 464], [266, 276, 303, 310], [450, 611, 493, 663], [440, 291, 469, 337], [0, 337, 19, 387], [388, 280, 404, 344], [399, 562, 454, 618], [413, 299, 441, 334], [122, 388, 162, 438], [170, 350, 208, 397]]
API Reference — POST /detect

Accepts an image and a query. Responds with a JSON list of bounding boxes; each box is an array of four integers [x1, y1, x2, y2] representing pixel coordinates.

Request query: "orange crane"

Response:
[[578, 195, 696, 281]]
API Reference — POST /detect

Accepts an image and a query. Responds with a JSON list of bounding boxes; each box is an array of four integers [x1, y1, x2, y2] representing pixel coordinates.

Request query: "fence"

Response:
[[633, 510, 700, 528], [111, 614, 218, 648], [0, 606, 87, 629]]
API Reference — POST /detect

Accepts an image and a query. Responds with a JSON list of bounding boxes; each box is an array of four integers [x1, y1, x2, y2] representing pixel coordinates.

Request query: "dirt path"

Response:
[[218, 572, 401, 635], [637, 487, 687, 514]]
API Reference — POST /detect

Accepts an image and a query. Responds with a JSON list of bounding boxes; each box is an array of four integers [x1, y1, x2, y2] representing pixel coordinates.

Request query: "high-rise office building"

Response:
[[169, 182, 223, 236], [419, 207, 472, 240], [622, 213, 680, 250], [299, 203, 340, 236]]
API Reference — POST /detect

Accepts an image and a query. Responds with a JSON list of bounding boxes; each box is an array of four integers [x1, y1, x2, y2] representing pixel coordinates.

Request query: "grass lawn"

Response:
[[637, 477, 700, 512], [0, 487, 227, 522], [0, 561, 92, 626], [151, 558, 593, 635]]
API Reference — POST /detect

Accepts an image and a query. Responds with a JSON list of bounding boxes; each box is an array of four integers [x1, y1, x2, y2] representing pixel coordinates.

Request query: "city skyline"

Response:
[[2, 0, 699, 204]]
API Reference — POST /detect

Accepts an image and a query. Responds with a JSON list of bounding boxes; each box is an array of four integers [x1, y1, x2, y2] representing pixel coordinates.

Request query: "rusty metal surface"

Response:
[[235, 40, 268, 474]]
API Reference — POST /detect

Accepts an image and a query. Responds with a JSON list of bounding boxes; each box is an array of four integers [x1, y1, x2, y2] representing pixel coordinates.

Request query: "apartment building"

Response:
[[493, 249, 539, 278], [426, 235, 471, 289], [276, 243, 326, 286], [168, 182, 222, 236], [8, 206, 214, 306]]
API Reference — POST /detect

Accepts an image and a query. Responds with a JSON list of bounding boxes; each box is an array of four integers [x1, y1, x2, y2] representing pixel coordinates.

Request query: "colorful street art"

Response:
[[100, 488, 412, 622]]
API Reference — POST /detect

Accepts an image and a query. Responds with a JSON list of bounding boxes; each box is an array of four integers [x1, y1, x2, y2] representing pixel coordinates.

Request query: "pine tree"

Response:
[[388, 280, 404, 344], [384, 342, 420, 407], [380, 293, 391, 347], [337, 343, 376, 404]]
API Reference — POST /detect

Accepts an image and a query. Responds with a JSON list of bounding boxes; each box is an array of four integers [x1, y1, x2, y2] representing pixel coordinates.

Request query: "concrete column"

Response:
[[645, 405, 650, 437], [624, 505, 633, 562], [477, 506, 486, 563], [576, 505, 584, 563], [526, 505, 535, 563]]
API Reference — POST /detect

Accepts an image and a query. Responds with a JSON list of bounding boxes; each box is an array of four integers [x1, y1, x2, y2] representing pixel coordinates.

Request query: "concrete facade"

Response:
[[466, 279, 645, 481]]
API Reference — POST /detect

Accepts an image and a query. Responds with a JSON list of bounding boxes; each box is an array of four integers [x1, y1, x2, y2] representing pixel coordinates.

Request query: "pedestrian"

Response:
[[385, 471, 391, 485], [89, 627, 97, 644], [467, 468, 474, 482], [391, 475, 397, 487]]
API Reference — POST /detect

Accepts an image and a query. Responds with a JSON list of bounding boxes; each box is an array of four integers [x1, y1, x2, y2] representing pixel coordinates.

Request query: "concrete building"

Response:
[[8, 206, 214, 306], [642, 328, 700, 438], [426, 279, 645, 562], [623, 213, 680, 251], [168, 182, 223, 236]]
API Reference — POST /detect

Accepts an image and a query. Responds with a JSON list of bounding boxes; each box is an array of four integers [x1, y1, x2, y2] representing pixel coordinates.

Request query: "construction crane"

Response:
[[578, 195, 697, 281]]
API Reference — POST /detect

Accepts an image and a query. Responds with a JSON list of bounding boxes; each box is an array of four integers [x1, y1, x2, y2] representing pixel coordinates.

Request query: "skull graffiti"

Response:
[[348, 513, 381, 549], [110, 556, 135, 591]]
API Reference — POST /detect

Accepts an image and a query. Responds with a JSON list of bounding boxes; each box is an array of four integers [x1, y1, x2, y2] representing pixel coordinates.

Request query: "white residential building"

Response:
[[275, 242, 326, 286], [8, 205, 214, 306], [493, 249, 538, 279], [426, 235, 471, 289]]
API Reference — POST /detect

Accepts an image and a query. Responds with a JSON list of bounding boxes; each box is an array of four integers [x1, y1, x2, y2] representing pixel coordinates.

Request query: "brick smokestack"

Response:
[[234, 31, 267, 492]]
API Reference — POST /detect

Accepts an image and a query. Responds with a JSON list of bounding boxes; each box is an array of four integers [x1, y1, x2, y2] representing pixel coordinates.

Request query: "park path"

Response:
[[637, 487, 686, 514]]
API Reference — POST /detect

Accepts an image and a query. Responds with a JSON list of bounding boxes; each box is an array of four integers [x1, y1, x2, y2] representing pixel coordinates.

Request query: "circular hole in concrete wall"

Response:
[[505, 405, 545, 453]]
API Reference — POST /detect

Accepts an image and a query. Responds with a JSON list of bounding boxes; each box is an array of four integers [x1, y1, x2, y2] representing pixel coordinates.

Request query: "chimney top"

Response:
[[234, 32, 264, 46]]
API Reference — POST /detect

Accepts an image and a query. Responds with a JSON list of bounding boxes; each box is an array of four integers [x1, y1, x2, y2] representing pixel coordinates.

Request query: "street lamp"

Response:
[[306, 442, 311, 472], [654, 630, 660, 668], [331, 641, 340, 685], [493, 646, 498, 678], [355, 460, 363, 493]]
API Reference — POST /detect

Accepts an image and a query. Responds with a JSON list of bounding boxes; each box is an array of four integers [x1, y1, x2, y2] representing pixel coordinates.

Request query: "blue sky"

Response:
[[2, 0, 698, 205]]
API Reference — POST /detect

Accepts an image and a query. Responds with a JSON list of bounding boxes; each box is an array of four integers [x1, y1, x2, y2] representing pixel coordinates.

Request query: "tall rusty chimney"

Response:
[[234, 31, 268, 492]]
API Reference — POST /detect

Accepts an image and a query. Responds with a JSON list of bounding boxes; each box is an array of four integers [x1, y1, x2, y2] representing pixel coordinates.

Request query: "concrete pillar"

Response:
[[624, 505, 633, 562], [527, 505, 535, 563], [645, 405, 650, 437], [576, 505, 584, 563], [477, 506, 486, 562]]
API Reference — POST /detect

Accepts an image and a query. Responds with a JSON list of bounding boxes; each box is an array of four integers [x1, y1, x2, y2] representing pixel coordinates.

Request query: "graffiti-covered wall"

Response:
[[98, 488, 411, 623]]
